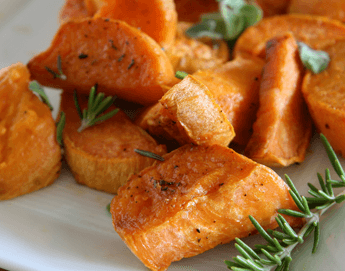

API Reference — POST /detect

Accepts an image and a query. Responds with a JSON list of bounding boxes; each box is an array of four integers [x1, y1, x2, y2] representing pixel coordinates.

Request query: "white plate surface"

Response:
[[0, 1, 344, 270]]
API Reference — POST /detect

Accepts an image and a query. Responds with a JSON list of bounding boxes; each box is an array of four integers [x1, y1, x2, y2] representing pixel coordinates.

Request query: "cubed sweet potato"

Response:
[[111, 144, 303, 271], [59, 0, 90, 24], [61, 91, 167, 193], [245, 33, 312, 167], [165, 22, 229, 73], [27, 18, 176, 105], [0, 63, 61, 200]]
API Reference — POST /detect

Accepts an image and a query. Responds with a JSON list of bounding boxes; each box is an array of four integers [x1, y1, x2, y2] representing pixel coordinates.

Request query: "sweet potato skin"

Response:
[[111, 144, 303, 271], [301, 40, 345, 158], [165, 22, 229, 73], [289, 0, 345, 23], [234, 14, 345, 59], [159, 75, 235, 146], [255, 0, 291, 17], [27, 18, 176, 105], [94, 0, 177, 49], [61, 92, 166, 193], [193, 55, 265, 145], [245, 33, 312, 167], [174, 0, 219, 23], [0, 63, 61, 200]]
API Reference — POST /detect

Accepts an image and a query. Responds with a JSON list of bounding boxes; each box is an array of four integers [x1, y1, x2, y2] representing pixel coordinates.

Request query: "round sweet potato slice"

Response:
[[301, 40, 345, 158], [93, 0, 177, 49], [27, 18, 176, 105], [0, 63, 61, 200], [289, 0, 345, 23], [165, 22, 229, 73], [61, 91, 167, 193], [234, 14, 345, 59]]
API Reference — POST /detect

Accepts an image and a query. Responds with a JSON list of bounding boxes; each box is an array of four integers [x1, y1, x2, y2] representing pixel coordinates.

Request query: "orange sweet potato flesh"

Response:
[[165, 22, 229, 73], [111, 144, 303, 271], [0, 63, 61, 200], [59, 0, 89, 23], [254, 0, 291, 17], [234, 14, 345, 59], [159, 75, 235, 146], [93, 0, 177, 49], [288, 0, 345, 23], [61, 91, 167, 193], [27, 18, 176, 105], [192, 55, 265, 146], [174, 0, 219, 23], [302, 40, 345, 158], [245, 33, 312, 167]]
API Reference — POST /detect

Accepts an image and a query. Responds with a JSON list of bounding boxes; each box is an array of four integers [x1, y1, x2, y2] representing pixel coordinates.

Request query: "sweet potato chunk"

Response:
[[234, 14, 345, 59], [61, 92, 166, 193], [193, 55, 265, 145], [27, 18, 176, 105], [301, 40, 345, 158], [93, 0, 177, 49], [254, 0, 291, 17], [159, 75, 235, 146], [0, 63, 61, 200], [165, 22, 229, 73], [111, 144, 303, 271], [59, 0, 89, 23], [245, 33, 312, 167], [174, 0, 219, 23], [289, 0, 345, 23]]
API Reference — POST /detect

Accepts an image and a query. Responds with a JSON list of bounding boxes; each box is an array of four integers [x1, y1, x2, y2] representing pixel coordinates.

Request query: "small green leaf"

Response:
[[175, 71, 188, 80], [29, 81, 53, 111], [297, 42, 330, 74]]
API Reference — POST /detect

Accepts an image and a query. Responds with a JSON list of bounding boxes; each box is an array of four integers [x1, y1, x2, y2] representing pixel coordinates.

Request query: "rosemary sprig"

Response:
[[134, 149, 165, 162], [45, 55, 67, 80], [56, 111, 66, 146], [29, 80, 53, 110], [226, 134, 345, 271], [73, 85, 119, 132]]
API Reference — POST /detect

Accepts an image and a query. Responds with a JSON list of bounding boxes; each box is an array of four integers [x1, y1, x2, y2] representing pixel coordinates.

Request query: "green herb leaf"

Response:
[[29, 80, 53, 111], [185, 0, 262, 42], [134, 149, 165, 162], [297, 42, 330, 74], [56, 111, 66, 146], [74, 86, 119, 132], [45, 55, 67, 80], [175, 71, 188, 80]]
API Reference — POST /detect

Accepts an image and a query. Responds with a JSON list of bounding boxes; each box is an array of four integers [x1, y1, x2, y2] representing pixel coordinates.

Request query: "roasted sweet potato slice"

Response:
[[0, 63, 61, 200], [192, 55, 265, 146], [288, 0, 345, 23], [165, 22, 229, 73], [111, 144, 303, 271], [93, 0, 177, 49], [61, 91, 166, 193], [159, 75, 235, 146], [245, 33, 312, 167], [174, 0, 219, 23], [301, 40, 345, 158], [27, 18, 176, 105], [59, 0, 90, 23], [234, 14, 345, 59]]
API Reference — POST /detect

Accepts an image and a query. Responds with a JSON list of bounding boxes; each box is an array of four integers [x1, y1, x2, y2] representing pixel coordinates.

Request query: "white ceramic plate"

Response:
[[0, 1, 344, 270]]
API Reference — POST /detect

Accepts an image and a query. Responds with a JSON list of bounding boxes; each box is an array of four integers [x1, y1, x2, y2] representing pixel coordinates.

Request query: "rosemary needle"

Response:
[[134, 149, 165, 162], [56, 111, 66, 146], [28, 80, 53, 111], [74, 85, 119, 132]]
